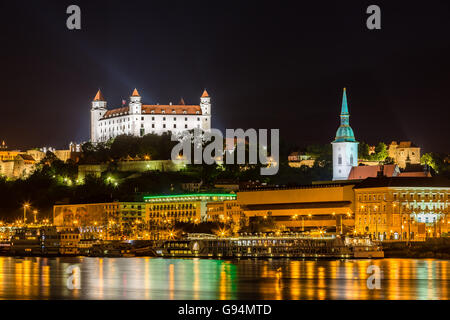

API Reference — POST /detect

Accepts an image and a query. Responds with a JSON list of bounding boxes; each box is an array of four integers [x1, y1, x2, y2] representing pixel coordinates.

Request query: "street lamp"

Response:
[[23, 203, 30, 225]]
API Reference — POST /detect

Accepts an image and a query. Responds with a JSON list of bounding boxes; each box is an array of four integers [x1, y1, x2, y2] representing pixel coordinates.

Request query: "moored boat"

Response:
[[154, 234, 384, 259]]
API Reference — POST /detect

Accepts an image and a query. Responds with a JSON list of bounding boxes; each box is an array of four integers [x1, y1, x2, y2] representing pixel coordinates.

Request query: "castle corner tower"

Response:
[[90, 89, 107, 143], [331, 88, 358, 180]]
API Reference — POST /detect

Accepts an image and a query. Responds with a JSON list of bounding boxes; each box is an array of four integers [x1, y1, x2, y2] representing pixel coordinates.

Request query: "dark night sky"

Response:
[[0, 0, 449, 152]]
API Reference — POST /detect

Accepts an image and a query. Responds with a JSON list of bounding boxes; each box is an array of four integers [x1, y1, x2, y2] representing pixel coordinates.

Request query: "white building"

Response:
[[90, 88, 211, 143], [332, 88, 358, 180]]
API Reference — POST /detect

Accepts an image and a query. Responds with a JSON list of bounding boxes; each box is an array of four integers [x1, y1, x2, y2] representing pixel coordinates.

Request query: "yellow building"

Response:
[[53, 202, 147, 229], [207, 199, 245, 225], [144, 193, 236, 225], [287, 152, 315, 168], [237, 182, 356, 233], [388, 141, 421, 169], [0, 150, 21, 161], [354, 177, 450, 240]]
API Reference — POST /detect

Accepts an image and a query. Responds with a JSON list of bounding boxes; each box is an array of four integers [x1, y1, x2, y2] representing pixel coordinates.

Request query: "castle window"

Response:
[[197, 117, 200, 121], [162, 110, 165, 114], [174, 117, 176, 121], [183, 110, 187, 114], [152, 124, 155, 128], [338, 155, 342, 165], [185, 124, 188, 129], [141, 117, 144, 120], [151, 110, 155, 114], [163, 124, 166, 128], [350, 154, 354, 165], [174, 124, 176, 128], [163, 117, 166, 121], [152, 117, 155, 121], [185, 117, 187, 121]]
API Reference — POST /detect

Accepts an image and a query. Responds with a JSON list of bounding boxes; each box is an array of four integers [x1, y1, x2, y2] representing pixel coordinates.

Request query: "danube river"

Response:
[[0, 257, 448, 300]]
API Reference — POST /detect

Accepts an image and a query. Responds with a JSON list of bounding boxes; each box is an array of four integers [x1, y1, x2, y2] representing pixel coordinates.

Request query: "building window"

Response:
[[152, 124, 155, 128], [185, 124, 188, 129], [174, 124, 176, 128], [163, 124, 166, 128], [141, 117, 144, 120], [174, 117, 176, 121], [350, 154, 354, 165], [338, 155, 342, 165], [152, 117, 155, 120]]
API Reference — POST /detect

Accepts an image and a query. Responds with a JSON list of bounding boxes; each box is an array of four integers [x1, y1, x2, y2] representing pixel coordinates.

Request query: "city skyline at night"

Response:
[[0, 0, 450, 308], [0, 1, 449, 153]]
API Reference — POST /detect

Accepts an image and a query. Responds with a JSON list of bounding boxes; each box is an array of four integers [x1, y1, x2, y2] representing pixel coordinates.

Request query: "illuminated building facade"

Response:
[[53, 202, 147, 229], [388, 141, 421, 169], [207, 199, 245, 225], [144, 193, 236, 224], [237, 183, 356, 232], [90, 88, 211, 143], [354, 177, 450, 240]]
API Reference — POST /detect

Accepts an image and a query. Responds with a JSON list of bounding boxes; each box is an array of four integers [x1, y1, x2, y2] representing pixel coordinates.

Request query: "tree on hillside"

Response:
[[373, 142, 388, 161]]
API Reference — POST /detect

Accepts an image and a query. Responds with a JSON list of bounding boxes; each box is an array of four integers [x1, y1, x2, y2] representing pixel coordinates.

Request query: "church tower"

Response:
[[331, 88, 358, 180], [90, 89, 107, 143]]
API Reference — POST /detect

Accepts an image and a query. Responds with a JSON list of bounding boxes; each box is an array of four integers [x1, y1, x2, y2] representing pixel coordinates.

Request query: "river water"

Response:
[[0, 257, 448, 300]]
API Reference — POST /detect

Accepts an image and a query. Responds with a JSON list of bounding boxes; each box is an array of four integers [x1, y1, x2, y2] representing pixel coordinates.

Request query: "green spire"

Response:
[[341, 87, 349, 115], [333, 87, 356, 143]]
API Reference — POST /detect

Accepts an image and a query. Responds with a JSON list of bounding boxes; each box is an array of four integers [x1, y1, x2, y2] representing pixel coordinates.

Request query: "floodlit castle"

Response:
[[331, 88, 359, 180], [90, 88, 211, 143]]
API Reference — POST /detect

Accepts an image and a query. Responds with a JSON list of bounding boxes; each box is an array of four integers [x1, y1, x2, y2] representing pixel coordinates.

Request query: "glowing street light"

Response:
[[23, 203, 30, 224], [33, 210, 38, 224]]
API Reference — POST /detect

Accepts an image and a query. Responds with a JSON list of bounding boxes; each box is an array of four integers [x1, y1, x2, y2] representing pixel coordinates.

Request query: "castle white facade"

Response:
[[332, 88, 358, 180], [90, 89, 211, 143]]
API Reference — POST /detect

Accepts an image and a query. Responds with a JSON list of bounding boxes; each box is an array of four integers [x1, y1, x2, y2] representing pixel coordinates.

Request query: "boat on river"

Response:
[[154, 234, 384, 259]]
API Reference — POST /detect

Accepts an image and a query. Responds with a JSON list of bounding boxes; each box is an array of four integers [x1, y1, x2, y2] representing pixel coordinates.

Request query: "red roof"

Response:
[[93, 90, 105, 101], [102, 106, 130, 118], [398, 171, 431, 177], [131, 88, 140, 97], [348, 164, 398, 180], [142, 104, 201, 115], [201, 89, 209, 98], [101, 104, 202, 119]]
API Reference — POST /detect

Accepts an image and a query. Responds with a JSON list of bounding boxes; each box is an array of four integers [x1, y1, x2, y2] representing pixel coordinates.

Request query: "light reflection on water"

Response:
[[0, 257, 448, 300]]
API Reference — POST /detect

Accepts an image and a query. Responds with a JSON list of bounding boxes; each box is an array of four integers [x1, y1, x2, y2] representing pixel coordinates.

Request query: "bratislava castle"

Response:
[[332, 88, 358, 180], [90, 88, 211, 143]]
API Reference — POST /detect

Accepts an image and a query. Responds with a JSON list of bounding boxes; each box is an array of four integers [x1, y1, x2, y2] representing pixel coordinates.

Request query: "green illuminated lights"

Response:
[[143, 193, 236, 202]]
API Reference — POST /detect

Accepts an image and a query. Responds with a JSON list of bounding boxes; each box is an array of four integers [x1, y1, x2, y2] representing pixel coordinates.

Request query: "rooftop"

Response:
[[354, 176, 450, 189]]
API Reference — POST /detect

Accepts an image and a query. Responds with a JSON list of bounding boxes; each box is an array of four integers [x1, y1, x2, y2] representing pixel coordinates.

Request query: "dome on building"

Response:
[[334, 125, 356, 142]]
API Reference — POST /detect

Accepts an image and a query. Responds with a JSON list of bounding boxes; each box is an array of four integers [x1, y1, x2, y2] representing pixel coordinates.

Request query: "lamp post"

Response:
[[23, 203, 30, 225], [33, 210, 38, 224]]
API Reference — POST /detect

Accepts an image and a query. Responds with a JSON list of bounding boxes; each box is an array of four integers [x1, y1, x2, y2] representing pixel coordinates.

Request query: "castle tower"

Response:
[[129, 88, 142, 114], [90, 89, 107, 143], [331, 88, 358, 180], [200, 89, 211, 115]]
